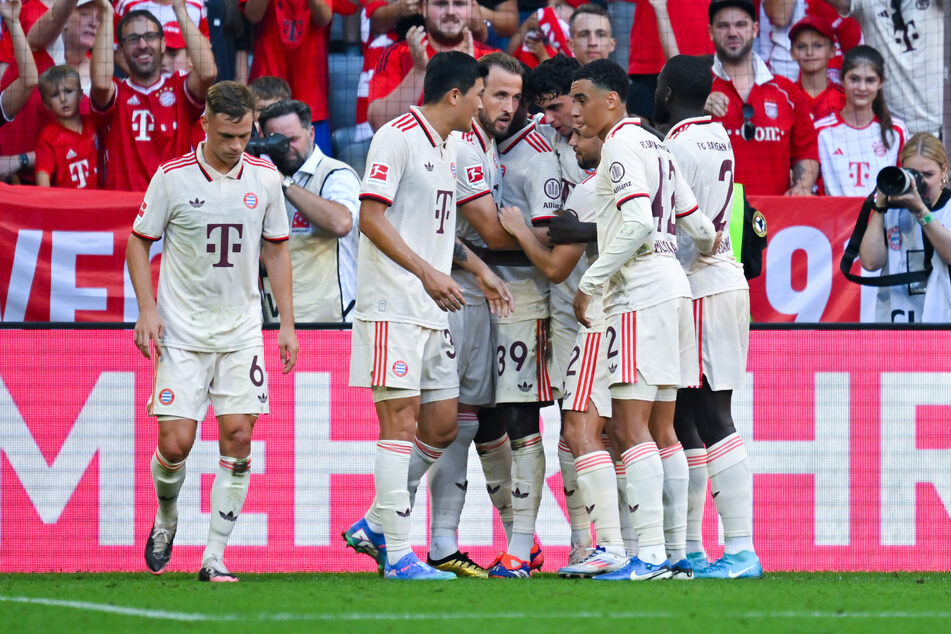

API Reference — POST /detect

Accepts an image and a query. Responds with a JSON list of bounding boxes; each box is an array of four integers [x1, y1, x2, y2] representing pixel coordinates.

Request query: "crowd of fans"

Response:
[[0, 0, 945, 195]]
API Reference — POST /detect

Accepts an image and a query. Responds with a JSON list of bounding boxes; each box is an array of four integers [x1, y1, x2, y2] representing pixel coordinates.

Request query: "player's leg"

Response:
[[650, 397, 690, 578], [603, 424, 638, 557], [474, 409, 513, 541], [674, 388, 711, 569]]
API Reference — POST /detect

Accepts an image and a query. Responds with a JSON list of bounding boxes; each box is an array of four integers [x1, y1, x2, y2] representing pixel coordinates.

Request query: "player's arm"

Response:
[[127, 234, 164, 359], [260, 239, 299, 373], [548, 212, 597, 244], [175, 0, 217, 100], [459, 193, 521, 249], [498, 205, 585, 283], [648, 0, 679, 59], [452, 239, 514, 317], [90, 0, 116, 109], [359, 197, 466, 311], [285, 171, 357, 237], [306, 0, 333, 27], [0, 0, 39, 122], [367, 26, 427, 131], [26, 0, 77, 50]]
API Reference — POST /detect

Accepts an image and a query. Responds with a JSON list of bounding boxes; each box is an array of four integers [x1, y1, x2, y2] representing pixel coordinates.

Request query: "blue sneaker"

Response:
[[529, 535, 544, 571], [669, 558, 694, 580], [384, 552, 456, 580], [342, 518, 386, 575], [593, 557, 672, 581], [686, 551, 710, 571], [487, 552, 531, 578], [694, 550, 763, 579]]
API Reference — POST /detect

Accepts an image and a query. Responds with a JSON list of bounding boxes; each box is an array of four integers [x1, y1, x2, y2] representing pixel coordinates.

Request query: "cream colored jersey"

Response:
[[355, 106, 458, 329], [665, 116, 748, 299], [132, 145, 287, 352], [536, 120, 591, 202], [593, 118, 694, 315], [495, 119, 562, 320], [563, 173, 605, 330], [453, 119, 502, 303]]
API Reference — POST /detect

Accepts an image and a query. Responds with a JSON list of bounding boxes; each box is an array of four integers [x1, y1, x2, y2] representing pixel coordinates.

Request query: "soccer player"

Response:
[[127, 81, 298, 582], [570, 59, 717, 581], [342, 51, 513, 580], [654, 54, 761, 579]]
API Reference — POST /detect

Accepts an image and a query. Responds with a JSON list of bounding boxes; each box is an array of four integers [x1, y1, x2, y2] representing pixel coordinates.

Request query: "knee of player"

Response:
[[220, 429, 253, 456], [426, 425, 458, 448], [157, 440, 192, 464]]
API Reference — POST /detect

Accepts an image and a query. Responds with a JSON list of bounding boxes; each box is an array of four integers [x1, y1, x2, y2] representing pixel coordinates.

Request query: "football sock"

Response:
[[151, 448, 185, 529], [685, 448, 709, 557], [202, 455, 251, 564], [707, 433, 754, 556], [621, 442, 665, 565], [559, 439, 592, 549], [574, 450, 624, 553], [508, 433, 544, 561], [428, 412, 479, 561], [374, 440, 413, 565], [476, 433, 513, 540], [406, 437, 444, 505], [616, 461, 639, 556], [660, 442, 688, 563]]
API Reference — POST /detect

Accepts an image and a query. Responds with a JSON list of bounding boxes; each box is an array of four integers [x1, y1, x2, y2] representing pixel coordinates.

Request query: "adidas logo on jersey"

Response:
[[833, 148, 844, 155], [608, 364, 617, 373], [517, 381, 533, 392], [257, 393, 267, 403], [127, 95, 141, 106], [424, 162, 434, 171], [66, 149, 77, 160], [190, 198, 205, 208], [512, 488, 529, 499]]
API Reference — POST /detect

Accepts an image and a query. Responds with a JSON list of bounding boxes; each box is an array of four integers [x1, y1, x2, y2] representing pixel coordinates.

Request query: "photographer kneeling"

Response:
[[258, 100, 361, 323], [859, 133, 951, 322]]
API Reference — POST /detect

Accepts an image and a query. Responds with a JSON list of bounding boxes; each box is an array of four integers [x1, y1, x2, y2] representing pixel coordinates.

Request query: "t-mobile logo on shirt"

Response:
[[207, 223, 243, 267], [69, 160, 90, 188], [434, 190, 453, 234], [131, 109, 155, 141]]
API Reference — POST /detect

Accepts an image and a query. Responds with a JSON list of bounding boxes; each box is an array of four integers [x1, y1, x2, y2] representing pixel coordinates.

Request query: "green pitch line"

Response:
[[2, 573, 951, 632]]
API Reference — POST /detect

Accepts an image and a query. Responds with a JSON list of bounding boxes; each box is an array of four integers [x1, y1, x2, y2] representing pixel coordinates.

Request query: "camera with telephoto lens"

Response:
[[876, 166, 928, 200], [245, 132, 290, 157]]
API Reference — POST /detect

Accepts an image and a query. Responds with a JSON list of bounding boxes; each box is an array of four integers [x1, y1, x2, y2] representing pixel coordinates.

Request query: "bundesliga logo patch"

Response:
[[137, 201, 148, 219], [158, 388, 175, 405], [244, 192, 258, 209], [392, 360, 408, 377], [466, 165, 483, 184], [369, 163, 389, 183]]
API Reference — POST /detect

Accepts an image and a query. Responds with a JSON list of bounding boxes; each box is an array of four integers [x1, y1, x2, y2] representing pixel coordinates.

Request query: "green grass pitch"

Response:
[[3, 573, 951, 632]]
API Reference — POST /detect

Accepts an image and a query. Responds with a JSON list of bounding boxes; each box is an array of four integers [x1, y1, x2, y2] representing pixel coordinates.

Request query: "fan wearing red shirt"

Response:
[[705, 0, 818, 196], [35, 65, 98, 188], [789, 15, 844, 122], [241, 0, 332, 153], [367, 0, 495, 131], [90, 0, 216, 192]]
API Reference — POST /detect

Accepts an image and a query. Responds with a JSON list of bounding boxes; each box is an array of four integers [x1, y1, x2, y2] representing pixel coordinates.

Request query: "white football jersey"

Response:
[[535, 120, 592, 200], [816, 113, 907, 197], [355, 107, 458, 329], [132, 145, 287, 352], [593, 118, 693, 315], [562, 172, 605, 330], [665, 116, 747, 299], [495, 119, 563, 320]]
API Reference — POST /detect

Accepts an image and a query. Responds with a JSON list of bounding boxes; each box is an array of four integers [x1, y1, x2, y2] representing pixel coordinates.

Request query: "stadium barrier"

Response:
[[1, 183, 870, 324], [0, 326, 949, 573]]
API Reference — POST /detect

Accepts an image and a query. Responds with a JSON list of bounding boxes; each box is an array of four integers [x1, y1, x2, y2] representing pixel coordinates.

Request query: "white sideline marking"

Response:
[[1, 596, 950, 622]]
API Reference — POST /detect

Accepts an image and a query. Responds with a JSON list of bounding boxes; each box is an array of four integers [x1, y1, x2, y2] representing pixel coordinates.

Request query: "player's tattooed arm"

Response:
[[452, 238, 514, 317], [453, 239, 468, 265]]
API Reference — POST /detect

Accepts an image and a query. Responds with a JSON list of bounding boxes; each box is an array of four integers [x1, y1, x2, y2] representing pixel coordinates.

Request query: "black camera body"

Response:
[[245, 133, 291, 158], [876, 166, 928, 202]]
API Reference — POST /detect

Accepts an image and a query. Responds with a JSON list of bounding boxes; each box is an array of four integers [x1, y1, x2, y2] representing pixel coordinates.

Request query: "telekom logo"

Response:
[[131, 109, 155, 142], [849, 162, 871, 188], [207, 223, 243, 267], [434, 190, 453, 234], [69, 160, 90, 189]]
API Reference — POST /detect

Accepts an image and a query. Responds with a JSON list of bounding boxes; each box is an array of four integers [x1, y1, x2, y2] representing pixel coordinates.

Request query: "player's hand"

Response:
[[475, 268, 514, 318], [277, 323, 299, 374], [497, 205, 526, 236], [407, 26, 429, 71], [133, 306, 165, 360], [421, 265, 466, 312], [704, 91, 729, 118], [573, 289, 592, 328], [705, 230, 724, 256]]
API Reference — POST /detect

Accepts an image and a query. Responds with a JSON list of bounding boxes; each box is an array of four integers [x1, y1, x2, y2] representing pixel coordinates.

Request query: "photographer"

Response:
[[258, 99, 360, 323], [859, 133, 951, 322]]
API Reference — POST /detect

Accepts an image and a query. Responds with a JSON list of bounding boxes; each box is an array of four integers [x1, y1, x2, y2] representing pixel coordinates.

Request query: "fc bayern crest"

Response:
[[450, 162, 456, 178], [158, 89, 176, 108], [763, 101, 778, 120], [392, 360, 409, 377], [887, 226, 902, 250], [158, 388, 175, 405], [244, 192, 258, 209]]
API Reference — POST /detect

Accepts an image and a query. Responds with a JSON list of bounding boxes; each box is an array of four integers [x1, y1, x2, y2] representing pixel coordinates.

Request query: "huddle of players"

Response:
[[343, 49, 761, 581]]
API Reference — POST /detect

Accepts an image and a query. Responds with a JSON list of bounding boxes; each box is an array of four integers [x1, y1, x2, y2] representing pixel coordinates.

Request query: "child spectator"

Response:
[[789, 15, 844, 122], [35, 65, 98, 188], [248, 74, 290, 134], [815, 45, 906, 197], [508, 0, 574, 68]]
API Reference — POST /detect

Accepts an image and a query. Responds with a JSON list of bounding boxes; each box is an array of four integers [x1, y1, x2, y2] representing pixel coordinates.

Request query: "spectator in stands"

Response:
[[366, 0, 495, 130], [248, 75, 291, 134], [567, 2, 615, 65], [91, 0, 216, 191], [754, 0, 806, 81], [241, 0, 334, 156], [626, 0, 713, 119], [789, 14, 843, 122], [507, 0, 574, 68], [475, 0, 519, 45], [859, 133, 951, 322], [816, 45, 906, 197], [259, 99, 360, 323], [62, 0, 99, 91], [823, 0, 943, 136], [35, 65, 98, 188], [0, 0, 39, 182], [705, 0, 819, 196], [205, 0, 252, 82]]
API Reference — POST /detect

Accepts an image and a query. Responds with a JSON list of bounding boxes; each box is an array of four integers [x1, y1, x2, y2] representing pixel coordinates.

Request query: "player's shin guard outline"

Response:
[[202, 455, 251, 564]]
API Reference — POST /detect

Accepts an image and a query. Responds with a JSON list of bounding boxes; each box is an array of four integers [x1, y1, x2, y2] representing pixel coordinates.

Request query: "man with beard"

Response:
[[704, 0, 817, 196], [91, 0, 216, 191], [367, 0, 496, 131], [259, 99, 360, 323]]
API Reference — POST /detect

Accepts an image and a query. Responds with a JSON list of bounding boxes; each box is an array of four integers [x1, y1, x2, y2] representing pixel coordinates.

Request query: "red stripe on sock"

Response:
[[706, 435, 743, 463], [377, 440, 412, 455], [658, 442, 683, 461], [621, 442, 658, 466]]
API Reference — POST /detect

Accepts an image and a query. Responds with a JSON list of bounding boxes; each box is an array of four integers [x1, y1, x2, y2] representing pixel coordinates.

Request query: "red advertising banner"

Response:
[[1, 328, 949, 573], [1, 185, 876, 324]]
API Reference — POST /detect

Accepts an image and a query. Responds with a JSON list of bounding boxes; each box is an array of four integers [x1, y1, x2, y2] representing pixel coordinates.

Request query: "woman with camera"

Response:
[[815, 45, 906, 196], [859, 133, 951, 322]]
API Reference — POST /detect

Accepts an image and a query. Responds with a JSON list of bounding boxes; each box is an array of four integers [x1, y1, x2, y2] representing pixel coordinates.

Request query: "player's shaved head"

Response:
[[660, 55, 713, 109], [206, 81, 254, 123], [423, 51, 486, 105]]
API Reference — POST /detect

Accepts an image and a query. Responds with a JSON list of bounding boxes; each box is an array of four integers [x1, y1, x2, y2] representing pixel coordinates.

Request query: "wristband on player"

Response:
[[916, 212, 934, 226]]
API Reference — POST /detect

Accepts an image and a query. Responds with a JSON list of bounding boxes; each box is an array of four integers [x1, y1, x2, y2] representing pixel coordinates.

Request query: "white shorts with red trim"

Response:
[[148, 346, 268, 422], [491, 317, 553, 404], [686, 290, 750, 391], [548, 285, 582, 401], [560, 328, 612, 418], [349, 319, 458, 393]]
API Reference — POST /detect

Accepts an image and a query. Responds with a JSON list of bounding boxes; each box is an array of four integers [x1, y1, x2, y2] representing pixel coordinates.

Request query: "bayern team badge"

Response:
[[244, 192, 258, 209], [392, 360, 409, 377], [158, 388, 175, 405]]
